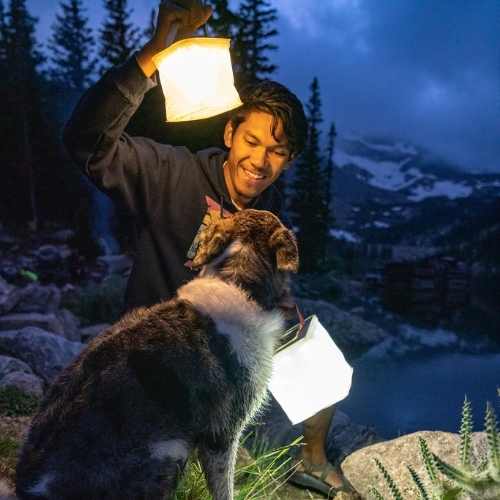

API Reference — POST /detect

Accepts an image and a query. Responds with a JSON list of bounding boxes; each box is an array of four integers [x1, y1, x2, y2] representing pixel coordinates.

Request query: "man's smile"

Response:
[[241, 165, 266, 181]]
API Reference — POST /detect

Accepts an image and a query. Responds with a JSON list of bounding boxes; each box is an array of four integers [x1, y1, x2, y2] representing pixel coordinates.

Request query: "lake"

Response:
[[338, 324, 500, 438]]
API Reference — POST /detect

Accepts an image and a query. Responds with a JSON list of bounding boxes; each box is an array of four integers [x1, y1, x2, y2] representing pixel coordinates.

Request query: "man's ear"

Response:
[[223, 120, 234, 149]]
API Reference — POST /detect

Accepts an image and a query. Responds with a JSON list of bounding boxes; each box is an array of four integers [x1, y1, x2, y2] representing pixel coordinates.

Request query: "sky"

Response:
[[27, 0, 500, 173]]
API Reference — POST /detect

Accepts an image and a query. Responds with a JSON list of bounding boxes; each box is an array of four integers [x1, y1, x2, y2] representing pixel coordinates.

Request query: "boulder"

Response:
[[341, 431, 487, 499], [48, 229, 75, 243], [0, 371, 44, 397], [11, 283, 61, 314], [80, 323, 110, 343], [0, 327, 83, 382], [34, 244, 73, 284], [35, 244, 72, 267], [0, 277, 22, 314], [55, 308, 81, 342], [0, 312, 65, 335], [296, 298, 389, 355], [0, 355, 33, 378]]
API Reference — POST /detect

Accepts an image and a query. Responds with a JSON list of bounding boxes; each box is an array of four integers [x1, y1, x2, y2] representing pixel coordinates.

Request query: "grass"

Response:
[[0, 387, 40, 417], [0, 434, 20, 481], [174, 437, 302, 500]]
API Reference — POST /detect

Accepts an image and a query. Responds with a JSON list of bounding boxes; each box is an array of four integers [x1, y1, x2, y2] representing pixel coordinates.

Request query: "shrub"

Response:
[[63, 274, 127, 325]]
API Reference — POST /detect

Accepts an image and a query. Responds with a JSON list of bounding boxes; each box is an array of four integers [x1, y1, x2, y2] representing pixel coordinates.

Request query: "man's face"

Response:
[[223, 111, 291, 208]]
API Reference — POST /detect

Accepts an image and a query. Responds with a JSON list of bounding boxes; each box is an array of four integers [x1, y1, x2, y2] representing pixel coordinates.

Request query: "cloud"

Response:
[[272, 0, 500, 172]]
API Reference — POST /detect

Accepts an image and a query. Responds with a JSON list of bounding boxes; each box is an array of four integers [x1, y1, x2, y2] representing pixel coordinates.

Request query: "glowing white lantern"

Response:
[[152, 37, 243, 122], [269, 315, 353, 425]]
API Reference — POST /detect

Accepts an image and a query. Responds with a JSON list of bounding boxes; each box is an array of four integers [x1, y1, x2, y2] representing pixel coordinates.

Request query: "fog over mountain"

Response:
[[29, 0, 500, 173]]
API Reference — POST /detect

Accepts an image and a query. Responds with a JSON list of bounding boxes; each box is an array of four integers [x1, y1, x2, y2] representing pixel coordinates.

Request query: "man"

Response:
[[64, 1, 354, 497]]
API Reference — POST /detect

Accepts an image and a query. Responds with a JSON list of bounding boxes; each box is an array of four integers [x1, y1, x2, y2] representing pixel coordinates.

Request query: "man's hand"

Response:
[[137, 0, 212, 78]]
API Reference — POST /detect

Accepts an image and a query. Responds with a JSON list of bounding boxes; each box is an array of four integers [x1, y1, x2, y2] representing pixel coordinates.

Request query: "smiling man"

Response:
[[63, 1, 356, 497]]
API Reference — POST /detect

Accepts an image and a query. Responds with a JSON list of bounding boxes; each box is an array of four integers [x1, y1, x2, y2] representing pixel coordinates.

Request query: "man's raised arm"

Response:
[[62, 0, 212, 217]]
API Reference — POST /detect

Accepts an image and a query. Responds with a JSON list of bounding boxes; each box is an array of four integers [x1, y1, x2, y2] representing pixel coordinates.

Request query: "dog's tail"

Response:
[[0, 479, 17, 500]]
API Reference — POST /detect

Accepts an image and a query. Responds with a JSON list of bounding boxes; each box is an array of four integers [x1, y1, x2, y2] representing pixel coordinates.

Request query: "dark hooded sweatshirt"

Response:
[[63, 56, 282, 312]]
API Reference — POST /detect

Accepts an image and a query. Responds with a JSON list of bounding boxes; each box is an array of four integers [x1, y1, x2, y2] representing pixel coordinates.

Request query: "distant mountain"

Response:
[[326, 134, 500, 250], [334, 134, 500, 203]]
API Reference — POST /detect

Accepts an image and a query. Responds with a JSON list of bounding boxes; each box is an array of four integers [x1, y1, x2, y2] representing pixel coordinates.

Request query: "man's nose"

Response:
[[250, 147, 268, 168]]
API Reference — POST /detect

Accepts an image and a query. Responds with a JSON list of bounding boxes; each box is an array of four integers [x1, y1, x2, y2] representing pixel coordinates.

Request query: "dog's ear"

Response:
[[269, 226, 299, 273], [191, 217, 236, 269]]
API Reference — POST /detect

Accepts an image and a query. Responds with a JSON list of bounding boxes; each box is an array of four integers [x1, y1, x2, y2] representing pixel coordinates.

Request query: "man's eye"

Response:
[[246, 139, 257, 146], [274, 150, 288, 157]]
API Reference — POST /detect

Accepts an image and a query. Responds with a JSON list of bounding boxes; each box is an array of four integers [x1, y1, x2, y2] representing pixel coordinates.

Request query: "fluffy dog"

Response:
[[13, 209, 298, 500]]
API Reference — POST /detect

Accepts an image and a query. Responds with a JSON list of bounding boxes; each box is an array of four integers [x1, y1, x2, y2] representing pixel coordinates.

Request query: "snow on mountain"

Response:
[[329, 228, 361, 243], [335, 149, 420, 191], [334, 135, 500, 202], [408, 180, 473, 202]]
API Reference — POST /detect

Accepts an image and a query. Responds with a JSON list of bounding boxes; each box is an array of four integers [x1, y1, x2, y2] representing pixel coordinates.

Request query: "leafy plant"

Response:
[[0, 387, 40, 417], [371, 397, 500, 500], [18, 269, 38, 282], [63, 274, 126, 325]]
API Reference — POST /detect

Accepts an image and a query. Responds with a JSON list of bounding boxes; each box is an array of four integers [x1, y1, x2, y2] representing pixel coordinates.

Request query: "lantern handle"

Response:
[[160, 0, 210, 39]]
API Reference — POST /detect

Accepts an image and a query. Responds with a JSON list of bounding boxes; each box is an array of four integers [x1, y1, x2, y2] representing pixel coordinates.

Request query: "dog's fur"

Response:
[[13, 209, 298, 500]]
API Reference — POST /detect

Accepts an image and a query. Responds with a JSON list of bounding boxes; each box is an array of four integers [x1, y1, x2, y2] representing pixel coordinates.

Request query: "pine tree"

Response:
[[99, 0, 140, 74], [2, 0, 44, 228], [325, 122, 337, 224], [48, 0, 96, 92], [234, 0, 278, 85], [0, 0, 7, 70], [143, 6, 156, 41], [206, 0, 240, 37], [289, 77, 330, 273]]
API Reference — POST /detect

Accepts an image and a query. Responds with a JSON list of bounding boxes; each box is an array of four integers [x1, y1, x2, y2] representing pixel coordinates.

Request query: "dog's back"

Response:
[[15, 209, 298, 500]]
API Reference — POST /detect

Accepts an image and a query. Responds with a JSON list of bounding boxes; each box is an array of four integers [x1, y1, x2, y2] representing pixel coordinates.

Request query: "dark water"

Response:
[[338, 349, 500, 439]]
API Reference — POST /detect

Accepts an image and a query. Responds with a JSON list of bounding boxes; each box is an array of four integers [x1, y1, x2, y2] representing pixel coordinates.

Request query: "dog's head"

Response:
[[191, 209, 298, 310]]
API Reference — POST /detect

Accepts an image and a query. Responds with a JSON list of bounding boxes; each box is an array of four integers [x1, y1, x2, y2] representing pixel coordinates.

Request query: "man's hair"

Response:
[[229, 80, 308, 159]]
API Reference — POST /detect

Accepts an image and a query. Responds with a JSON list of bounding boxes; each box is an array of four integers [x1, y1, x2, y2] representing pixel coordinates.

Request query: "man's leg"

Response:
[[296, 405, 345, 488]]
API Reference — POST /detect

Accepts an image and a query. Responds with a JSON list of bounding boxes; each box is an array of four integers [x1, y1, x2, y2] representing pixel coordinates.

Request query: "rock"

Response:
[[0, 355, 33, 378], [80, 323, 110, 343], [49, 229, 75, 243], [34, 244, 73, 283], [97, 254, 133, 275], [0, 327, 83, 382], [61, 283, 79, 304], [0, 262, 19, 282], [0, 227, 15, 247], [11, 283, 61, 314], [0, 371, 44, 397], [55, 308, 81, 342], [296, 298, 389, 354], [0, 312, 65, 335], [340, 431, 487, 499], [0, 277, 22, 315], [35, 244, 71, 266]]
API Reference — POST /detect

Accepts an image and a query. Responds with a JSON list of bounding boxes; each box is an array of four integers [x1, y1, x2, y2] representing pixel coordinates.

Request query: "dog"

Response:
[[13, 209, 298, 500]]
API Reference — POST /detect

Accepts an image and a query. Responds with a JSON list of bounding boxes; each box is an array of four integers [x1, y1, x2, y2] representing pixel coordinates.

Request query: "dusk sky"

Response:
[[28, 0, 500, 173]]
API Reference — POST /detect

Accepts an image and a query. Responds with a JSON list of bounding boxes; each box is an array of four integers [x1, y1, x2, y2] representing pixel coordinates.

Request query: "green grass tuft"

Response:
[[0, 387, 40, 417]]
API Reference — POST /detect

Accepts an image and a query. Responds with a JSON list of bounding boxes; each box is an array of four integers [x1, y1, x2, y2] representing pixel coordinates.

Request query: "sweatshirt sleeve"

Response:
[[63, 56, 167, 219]]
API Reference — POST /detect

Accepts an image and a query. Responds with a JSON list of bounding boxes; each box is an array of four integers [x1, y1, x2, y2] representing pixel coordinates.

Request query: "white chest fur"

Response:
[[177, 277, 283, 383]]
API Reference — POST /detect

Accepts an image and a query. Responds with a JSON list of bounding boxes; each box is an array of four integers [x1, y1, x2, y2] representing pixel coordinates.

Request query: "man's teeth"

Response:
[[243, 168, 264, 179]]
